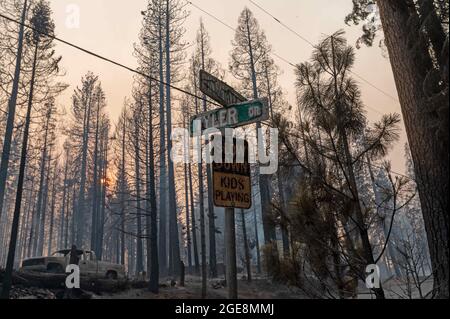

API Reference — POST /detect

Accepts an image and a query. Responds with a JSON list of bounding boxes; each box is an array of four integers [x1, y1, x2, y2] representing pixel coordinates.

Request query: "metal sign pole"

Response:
[[225, 207, 237, 299], [197, 71, 261, 300], [219, 126, 238, 300]]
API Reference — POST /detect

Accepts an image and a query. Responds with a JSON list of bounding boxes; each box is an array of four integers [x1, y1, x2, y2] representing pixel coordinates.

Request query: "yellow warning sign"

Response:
[[212, 139, 252, 209], [213, 169, 251, 209]]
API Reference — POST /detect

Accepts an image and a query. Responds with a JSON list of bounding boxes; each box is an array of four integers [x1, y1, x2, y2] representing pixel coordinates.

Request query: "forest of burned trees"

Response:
[[0, 0, 448, 299]]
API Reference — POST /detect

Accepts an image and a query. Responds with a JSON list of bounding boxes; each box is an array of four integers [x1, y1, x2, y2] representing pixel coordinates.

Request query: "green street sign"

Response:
[[190, 98, 269, 134]]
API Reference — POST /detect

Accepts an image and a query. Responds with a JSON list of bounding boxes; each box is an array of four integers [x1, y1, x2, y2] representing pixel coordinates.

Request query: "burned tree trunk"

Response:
[[376, 0, 449, 298]]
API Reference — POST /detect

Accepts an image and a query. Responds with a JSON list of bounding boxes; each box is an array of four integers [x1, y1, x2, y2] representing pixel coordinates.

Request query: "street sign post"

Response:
[[225, 209, 237, 299], [199, 70, 246, 106], [190, 98, 269, 134], [212, 137, 248, 300], [195, 70, 265, 300]]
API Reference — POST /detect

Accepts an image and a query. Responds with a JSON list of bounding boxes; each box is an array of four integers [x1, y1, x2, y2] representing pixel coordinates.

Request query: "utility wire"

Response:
[[248, 0, 400, 104], [272, 52, 296, 67], [187, 1, 234, 31], [248, 0, 411, 179], [361, 160, 412, 180], [186, 0, 296, 66], [0, 12, 223, 108], [248, 0, 315, 47], [0, 8, 409, 180], [187, 0, 392, 116], [186, 1, 410, 180]]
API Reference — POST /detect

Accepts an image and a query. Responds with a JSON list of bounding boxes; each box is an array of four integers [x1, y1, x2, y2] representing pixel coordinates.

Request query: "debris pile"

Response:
[[10, 287, 57, 299], [211, 279, 226, 289]]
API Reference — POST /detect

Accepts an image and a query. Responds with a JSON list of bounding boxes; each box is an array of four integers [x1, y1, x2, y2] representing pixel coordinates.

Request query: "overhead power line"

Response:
[[248, 0, 315, 47], [248, 0, 400, 104], [186, 0, 410, 179], [186, 0, 296, 66], [187, 0, 235, 31], [0, 12, 223, 108], [0, 8, 409, 180], [186, 0, 394, 116]]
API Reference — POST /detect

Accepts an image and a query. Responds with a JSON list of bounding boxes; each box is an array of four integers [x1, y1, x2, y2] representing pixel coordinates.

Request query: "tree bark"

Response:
[[199, 25, 218, 278], [97, 129, 108, 260], [192, 66, 207, 297], [47, 161, 58, 256], [157, 3, 167, 275], [376, 0, 449, 298], [120, 115, 126, 266], [31, 105, 50, 257], [0, 28, 34, 298], [245, 9, 277, 245], [165, 0, 181, 277], [76, 83, 94, 248], [90, 95, 101, 256], [241, 210, 252, 282], [253, 206, 261, 274], [59, 147, 69, 250], [37, 145, 53, 256], [133, 108, 144, 275], [146, 83, 159, 293], [188, 162, 200, 274], [0, 0, 28, 222]]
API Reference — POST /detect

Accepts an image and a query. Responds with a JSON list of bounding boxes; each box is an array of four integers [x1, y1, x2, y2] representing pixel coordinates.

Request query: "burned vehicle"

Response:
[[20, 249, 126, 280]]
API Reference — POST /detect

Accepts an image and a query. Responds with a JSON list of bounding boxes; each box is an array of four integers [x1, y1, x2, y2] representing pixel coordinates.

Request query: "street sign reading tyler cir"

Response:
[[190, 98, 269, 133], [196, 71, 258, 299], [192, 70, 263, 210]]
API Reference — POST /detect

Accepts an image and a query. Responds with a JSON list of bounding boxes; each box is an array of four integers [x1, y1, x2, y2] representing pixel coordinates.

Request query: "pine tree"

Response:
[[346, 0, 449, 297], [192, 19, 223, 279], [230, 8, 277, 249], [292, 30, 402, 298], [1, 0, 64, 298], [0, 0, 28, 223]]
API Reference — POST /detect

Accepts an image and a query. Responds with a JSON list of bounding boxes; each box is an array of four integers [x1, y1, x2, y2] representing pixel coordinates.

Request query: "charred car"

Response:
[[20, 249, 126, 280]]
